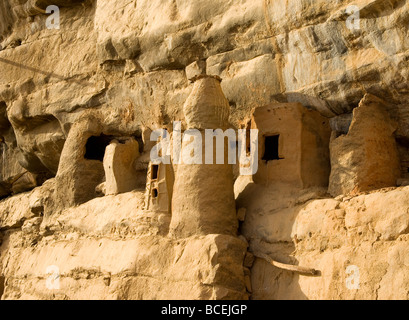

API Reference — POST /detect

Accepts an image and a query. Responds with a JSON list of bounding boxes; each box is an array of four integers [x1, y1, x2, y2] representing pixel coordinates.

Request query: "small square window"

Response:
[[152, 188, 158, 198], [262, 135, 281, 161], [84, 134, 114, 161]]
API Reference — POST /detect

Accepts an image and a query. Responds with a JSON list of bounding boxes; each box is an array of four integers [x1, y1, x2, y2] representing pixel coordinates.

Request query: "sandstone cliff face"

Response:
[[0, 0, 409, 300]]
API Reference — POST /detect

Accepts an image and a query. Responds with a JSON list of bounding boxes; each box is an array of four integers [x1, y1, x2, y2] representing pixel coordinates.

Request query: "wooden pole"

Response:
[[254, 251, 320, 276]]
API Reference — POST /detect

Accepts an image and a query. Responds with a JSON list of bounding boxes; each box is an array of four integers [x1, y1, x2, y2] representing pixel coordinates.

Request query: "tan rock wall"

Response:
[[241, 184, 409, 300], [0, 0, 409, 300], [0, 188, 248, 300]]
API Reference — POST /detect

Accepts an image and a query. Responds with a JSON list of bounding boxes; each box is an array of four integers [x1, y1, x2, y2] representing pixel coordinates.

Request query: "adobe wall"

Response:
[[1, 0, 409, 300], [252, 103, 331, 189]]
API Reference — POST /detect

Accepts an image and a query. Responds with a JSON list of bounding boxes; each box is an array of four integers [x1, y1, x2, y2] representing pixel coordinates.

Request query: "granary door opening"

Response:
[[262, 135, 281, 161], [152, 188, 158, 199], [84, 134, 114, 161]]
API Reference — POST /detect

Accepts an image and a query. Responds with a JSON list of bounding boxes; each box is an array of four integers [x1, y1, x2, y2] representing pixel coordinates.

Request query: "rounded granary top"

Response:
[[183, 75, 230, 130]]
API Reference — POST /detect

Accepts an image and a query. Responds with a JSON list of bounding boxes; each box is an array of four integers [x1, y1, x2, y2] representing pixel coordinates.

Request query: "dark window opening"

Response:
[[246, 121, 252, 156], [262, 135, 281, 161], [0, 275, 4, 299], [246, 129, 251, 155], [152, 188, 158, 198], [0, 101, 11, 133], [151, 165, 159, 180], [135, 135, 144, 154], [84, 134, 114, 161]]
